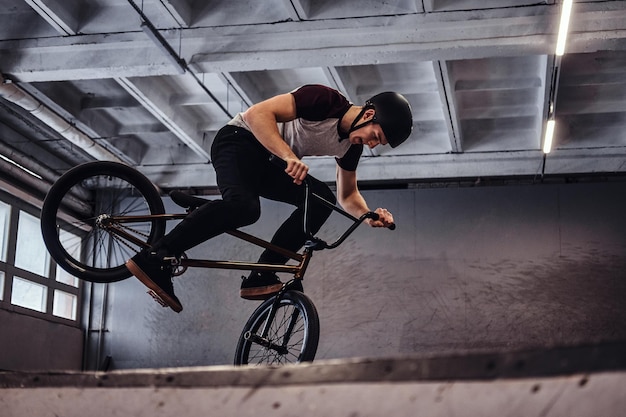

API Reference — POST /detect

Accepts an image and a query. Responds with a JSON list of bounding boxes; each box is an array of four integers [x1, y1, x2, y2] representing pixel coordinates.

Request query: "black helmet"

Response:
[[366, 92, 413, 148]]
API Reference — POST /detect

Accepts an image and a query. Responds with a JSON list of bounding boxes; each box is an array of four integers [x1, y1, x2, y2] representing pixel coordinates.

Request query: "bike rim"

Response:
[[53, 172, 160, 276], [244, 299, 310, 365]]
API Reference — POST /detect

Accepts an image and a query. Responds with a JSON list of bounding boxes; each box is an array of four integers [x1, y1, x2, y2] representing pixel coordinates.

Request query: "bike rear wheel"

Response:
[[234, 290, 320, 366], [41, 161, 166, 283]]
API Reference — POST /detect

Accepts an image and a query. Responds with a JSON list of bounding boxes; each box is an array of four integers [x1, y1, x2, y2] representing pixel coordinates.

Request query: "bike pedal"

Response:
[[147, 290, 168, 307]]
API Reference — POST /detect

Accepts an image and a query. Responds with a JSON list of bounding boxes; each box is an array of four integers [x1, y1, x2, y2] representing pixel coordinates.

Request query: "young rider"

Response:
[[126, 84, 413, 312]]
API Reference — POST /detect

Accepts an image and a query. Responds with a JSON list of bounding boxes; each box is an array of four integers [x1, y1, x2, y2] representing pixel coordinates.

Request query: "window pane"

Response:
[[56, 229, 80, 287], [0, 271, 4, 300], [53, 290, 77, 320], [0, 200, 10, 262], [12, 277, 47, 312], [15, 211, 50, 277]]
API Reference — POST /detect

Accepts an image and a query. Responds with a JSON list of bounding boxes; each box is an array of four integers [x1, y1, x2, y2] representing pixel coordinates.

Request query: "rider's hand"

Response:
[[285, 157, 309, 185], [367, 208, 394, 228]]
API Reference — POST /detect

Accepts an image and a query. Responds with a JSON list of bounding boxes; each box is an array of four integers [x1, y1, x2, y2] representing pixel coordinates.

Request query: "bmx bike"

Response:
[[40, 159, 392, 366]]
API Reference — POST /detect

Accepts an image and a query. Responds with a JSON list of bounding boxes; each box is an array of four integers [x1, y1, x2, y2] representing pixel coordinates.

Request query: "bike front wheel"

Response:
[[41, 161, 166, 283], [234, 291, 320, 366]]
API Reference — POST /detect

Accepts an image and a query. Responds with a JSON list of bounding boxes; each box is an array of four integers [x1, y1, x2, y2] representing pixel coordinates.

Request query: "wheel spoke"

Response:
[[41, 161, 165, 283], [235, 291, 319, 366]]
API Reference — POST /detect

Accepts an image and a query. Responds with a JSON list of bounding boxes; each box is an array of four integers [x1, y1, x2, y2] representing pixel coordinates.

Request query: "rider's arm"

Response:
[[336, 165, 394, 228], [242, 93, 308, 184]]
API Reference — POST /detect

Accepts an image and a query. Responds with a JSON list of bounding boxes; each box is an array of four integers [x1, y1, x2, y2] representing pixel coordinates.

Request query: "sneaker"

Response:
[[240, 271, 283, 300], [126, 251, 183, 313]]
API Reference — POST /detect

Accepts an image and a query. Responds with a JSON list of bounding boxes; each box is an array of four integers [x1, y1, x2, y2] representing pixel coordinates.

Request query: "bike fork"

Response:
[[245, 249, 313, 355], [242, 297, 286, 355], [244, 283, 303, 355]]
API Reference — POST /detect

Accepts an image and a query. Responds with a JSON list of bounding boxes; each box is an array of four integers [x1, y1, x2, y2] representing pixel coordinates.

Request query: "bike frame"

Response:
[[43, 159, 391, 364], [93, 164, 391, 363], [101, 180, 377, 280]]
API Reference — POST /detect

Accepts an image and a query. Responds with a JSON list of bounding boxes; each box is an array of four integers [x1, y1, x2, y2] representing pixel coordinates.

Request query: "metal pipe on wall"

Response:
[[0, 74, 124, 163]]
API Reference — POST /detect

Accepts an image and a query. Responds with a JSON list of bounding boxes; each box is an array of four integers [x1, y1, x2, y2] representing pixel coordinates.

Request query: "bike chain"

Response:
[[109, 223, 149, 254], [107, 222, 187, 277]]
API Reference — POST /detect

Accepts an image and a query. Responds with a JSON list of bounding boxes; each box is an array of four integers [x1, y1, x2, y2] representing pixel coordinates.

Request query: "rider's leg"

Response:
[[256, 175, 336, 265], [150, 198, 260, 257], [128, 125, 265, 310], [240, 174, 335, 299], [151, 125, 266, 255]]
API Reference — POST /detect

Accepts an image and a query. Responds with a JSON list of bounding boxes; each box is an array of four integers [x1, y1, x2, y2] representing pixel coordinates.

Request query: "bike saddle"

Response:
[[169, 190, 209, 210]]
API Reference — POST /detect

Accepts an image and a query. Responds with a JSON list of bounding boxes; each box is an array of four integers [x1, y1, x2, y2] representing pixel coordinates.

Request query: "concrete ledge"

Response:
[[2, 341, 625, 388], [1, 342, 625, 416]]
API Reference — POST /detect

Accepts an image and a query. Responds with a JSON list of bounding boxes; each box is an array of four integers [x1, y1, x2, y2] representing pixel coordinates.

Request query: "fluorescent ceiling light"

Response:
[[0, 153, 43, 179], [555, 0, 573, 56], [543, 120, 555, 154]]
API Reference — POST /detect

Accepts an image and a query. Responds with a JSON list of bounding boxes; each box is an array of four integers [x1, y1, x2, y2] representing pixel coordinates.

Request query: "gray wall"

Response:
[[0, 309, 83, 371], [90, 181, 626, 370]]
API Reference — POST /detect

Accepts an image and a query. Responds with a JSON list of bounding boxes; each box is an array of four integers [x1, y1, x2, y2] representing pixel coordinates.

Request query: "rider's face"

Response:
[[349, 123, 388, 149], [348, 109, 389, 148]]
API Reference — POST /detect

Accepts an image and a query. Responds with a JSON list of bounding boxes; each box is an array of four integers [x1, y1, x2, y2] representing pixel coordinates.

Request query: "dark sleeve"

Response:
[[336, 144, 363, 171], [291, 85, 351, 120]]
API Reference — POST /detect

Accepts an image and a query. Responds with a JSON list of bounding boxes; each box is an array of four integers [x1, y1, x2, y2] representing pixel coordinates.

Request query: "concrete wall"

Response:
[[0, 309, 83, 371], [89, 181, 626, 370]]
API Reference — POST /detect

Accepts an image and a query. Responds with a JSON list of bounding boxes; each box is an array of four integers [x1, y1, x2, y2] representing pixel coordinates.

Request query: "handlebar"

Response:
[[268, 155, 396, 239]]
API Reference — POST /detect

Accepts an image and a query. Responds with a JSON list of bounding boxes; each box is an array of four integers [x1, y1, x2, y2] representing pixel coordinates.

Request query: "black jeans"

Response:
[[154, 125, 336, 266]]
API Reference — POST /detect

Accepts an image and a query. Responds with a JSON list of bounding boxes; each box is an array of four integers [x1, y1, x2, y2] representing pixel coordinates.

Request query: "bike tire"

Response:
[[234, 290, 320, 366], [41, 161, 166, 283]]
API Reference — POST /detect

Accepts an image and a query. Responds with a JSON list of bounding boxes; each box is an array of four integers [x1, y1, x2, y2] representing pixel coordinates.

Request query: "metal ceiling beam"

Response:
[[182, 3, 626, 73], [217, 73, 254, 108], [342, 148, 626, 183], [24, 0, 79, 36], [0, 35, 176, 82], [136, 145, 626, 189], [538, 54, 553, 151], [126, 0, 235, 123], [424, 0, 556, 13], [434, 61, 461, 153], [3, 2, 625, 83], [279, 0, 305, 20], [115, 76, 211, 161], [154, 0, 193, 27], [324, 67, 351, 101], [80, 96, 143, 110]]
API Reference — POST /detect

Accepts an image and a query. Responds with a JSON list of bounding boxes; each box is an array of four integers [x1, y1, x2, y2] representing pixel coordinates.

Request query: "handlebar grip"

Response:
[[370, 213, 397, 230], [367, 212, 396, 230]]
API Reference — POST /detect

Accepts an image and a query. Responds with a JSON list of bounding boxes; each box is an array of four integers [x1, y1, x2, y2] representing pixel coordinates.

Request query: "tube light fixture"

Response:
[[0, 153, 43, 179], [543, 119, 555, 154], [555, 0, 573, 56]]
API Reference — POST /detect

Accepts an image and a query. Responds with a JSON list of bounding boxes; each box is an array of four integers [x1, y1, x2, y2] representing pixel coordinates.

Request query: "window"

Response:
[[0, 193, 81, 325], [53, 289, 77, 320], [0, 200, 9, 262], [11, 276, 48, 313], [15, 211, 50, 277], [55, 229, 80, 288]]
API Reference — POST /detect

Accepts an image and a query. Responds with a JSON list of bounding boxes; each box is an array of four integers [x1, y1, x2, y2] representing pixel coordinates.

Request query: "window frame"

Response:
[[0, 188, 82, 327]]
